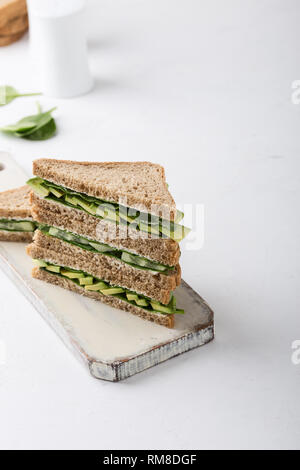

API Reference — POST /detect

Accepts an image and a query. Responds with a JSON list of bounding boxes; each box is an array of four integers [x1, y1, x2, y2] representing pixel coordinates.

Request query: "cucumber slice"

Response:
[[27, 179, 50, 198], [121, 252, 168, 272], [84, 282, 108, 291], [65, 195, 77, 206], [139, 222, 160, 236], [150, 301, 174, 314], [89, 241, 116, 253], [79, 276, 94, 285], [61, 270, 85, 279], [174, 210, 184, 223], [72, 197, 97, 215], [101, 287, 125, 295], [48, 227, 60, 237], [49, 187, 64, 198], [46, 265, 61, 273], [33, 259, 48, 267], [0, 220, 36, 232]]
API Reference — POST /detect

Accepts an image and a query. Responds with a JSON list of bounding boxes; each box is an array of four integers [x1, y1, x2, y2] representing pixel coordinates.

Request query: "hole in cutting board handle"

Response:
[[0, 163, 5, 171]]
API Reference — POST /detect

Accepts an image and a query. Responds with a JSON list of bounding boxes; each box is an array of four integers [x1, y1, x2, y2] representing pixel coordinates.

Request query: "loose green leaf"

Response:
[[0, 85, 42, 106], [0, 103, 57, 141]]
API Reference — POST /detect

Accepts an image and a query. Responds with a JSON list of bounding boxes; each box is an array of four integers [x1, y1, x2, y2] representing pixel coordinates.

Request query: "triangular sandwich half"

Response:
[[0, 186, 35, 242]]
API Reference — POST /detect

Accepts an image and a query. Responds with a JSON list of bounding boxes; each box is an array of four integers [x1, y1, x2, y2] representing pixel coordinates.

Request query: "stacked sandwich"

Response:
[[27, 159, 190, 328], [0, 186, 35, 242]]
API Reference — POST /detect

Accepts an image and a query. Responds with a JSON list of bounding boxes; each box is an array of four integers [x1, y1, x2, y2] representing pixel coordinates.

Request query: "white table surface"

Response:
[[0, 0, 299, 450]]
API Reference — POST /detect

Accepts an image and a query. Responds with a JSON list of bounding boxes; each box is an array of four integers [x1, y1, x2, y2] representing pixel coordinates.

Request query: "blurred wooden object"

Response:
[[0, 0, 28, 46]]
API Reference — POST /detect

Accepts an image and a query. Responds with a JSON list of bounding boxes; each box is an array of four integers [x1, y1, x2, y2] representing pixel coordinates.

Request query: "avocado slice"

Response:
[[33, 259, 48, 268], [135, 298, 149, 307], [49, 187, 64, 198], [84, 281, 108, 291], [46, 265, 61, 273], [150, 301, 174, 314], [79, 276, 94, 285], [126, 293, 139, 301], [61, 270, 85, 279], [101, 287, 125, 295]]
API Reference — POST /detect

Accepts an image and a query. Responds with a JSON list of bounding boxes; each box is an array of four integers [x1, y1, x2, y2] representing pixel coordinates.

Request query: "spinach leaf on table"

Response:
[[0, 85, 41, 106], [0, 103, 57, 141]]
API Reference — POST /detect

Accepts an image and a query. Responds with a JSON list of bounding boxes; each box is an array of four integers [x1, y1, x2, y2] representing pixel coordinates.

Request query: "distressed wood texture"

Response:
[[0, 152, 214, 381]]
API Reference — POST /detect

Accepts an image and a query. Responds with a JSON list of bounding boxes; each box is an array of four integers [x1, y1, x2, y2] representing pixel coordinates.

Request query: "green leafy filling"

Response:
[[33, 259, 184, 315], [39, 224, 174, 274], [0, 219, 36, 232], [27, 177, 191, 241]]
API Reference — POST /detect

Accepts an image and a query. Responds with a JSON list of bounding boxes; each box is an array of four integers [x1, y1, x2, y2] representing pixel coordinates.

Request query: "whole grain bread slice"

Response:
[[30, 192, 180, 266], [33, 159, 177, 220], [0, 185, 32, 219], [0, 230, 33, 242], [32, 267, 174, 328], [27, 231, 181, 304]]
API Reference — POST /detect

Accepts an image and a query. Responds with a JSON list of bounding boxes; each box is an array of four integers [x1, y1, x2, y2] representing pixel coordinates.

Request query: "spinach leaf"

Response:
[[0, 85, 41, 106], [0, 103, 57, 141]]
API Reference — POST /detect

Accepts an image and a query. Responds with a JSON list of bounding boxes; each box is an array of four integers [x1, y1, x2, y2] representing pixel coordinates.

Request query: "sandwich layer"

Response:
[[30, 192, 181, 266], [32, 159, 177, 220], [28, 177, 190, 242], [0, 230, 33, 242], [0, 185, 32, 219], [27, 231, 181, 304], [32, 267, 175, 328]]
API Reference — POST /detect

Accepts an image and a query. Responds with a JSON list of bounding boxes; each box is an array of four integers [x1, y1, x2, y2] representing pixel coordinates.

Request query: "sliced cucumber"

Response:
[[89, 241, 116, 253], [121, 252, 168, 272], [49, 187, 64, 198], [48, 227, 60, 237], [27, 178, 50, 198], [65, 195, 77, 206]]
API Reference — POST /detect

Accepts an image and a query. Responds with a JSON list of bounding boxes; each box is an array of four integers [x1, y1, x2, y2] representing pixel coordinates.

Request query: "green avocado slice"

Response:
[[101, 287, 125, 295]]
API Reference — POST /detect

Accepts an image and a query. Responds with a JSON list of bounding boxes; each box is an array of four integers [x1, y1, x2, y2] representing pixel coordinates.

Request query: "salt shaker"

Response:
[[27, 0, 93, 98]]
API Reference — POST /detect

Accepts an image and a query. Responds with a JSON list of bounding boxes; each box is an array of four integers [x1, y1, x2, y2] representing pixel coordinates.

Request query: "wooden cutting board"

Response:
[[0, 152, 214, 381]]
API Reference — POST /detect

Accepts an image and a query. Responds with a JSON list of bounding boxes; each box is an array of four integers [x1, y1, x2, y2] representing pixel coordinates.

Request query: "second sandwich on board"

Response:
[[27, 159, 190, 328]]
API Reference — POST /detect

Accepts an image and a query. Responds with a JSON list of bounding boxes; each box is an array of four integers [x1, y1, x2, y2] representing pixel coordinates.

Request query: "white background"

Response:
[[0, 0, 299, 450]]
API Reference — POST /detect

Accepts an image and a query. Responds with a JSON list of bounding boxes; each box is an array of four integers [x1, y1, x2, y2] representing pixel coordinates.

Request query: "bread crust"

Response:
[[30, 192, 181, 266], [33, 158, 177, 220], [32, 267, 174, 328], [27, 230, 181, 305], [0, 230, 33, 242]]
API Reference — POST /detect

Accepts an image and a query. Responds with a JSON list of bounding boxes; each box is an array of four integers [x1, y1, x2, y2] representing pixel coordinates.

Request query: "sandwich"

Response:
[[27, 159, 190, 328], [0, 185, 35, 242]]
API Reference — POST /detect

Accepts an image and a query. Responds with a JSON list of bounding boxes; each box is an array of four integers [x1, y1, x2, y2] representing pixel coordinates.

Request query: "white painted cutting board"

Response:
[[0, 152, 214, 381]]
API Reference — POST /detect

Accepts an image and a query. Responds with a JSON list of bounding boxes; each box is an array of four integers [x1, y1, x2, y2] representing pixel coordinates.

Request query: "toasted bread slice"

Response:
[[30, 192, 181, 267], [27, 230, 181, 305], [32, 266, 174, 328], [32, 159, 177, 220]]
